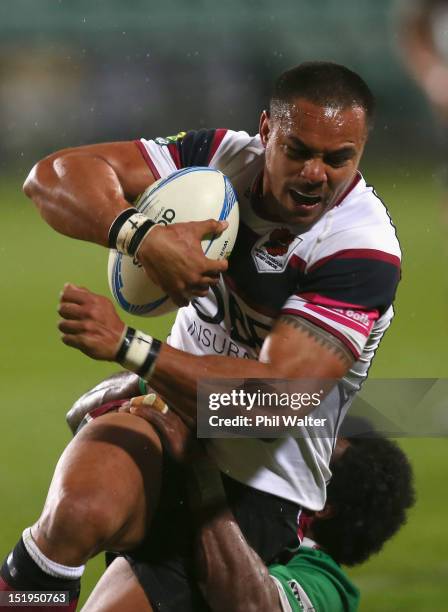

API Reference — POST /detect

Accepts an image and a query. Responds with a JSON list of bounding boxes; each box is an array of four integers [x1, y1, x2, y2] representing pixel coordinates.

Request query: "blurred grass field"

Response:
[[1, 164, 447, 611]]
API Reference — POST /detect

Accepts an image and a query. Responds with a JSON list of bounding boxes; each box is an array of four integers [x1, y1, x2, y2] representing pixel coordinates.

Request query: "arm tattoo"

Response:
[[278, 314, 354, 368]]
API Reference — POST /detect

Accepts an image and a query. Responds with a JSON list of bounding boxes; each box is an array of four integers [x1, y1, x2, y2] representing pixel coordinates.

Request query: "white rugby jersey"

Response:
[[136, 129, 401, 510]]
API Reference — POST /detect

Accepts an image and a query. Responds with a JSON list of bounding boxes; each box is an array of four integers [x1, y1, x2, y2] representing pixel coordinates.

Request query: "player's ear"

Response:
[[259, 110, 271, 148]]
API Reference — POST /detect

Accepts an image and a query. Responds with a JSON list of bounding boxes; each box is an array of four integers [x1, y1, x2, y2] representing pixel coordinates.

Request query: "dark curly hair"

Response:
[[312, 426, 415, 566]]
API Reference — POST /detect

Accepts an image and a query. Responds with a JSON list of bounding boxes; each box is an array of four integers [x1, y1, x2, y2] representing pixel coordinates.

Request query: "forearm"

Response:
[[190, 463, 280, 612], [58, 289, 351, 424], [24, 151, 131, 245], [149, 344, 274, 420], [122, 401, 280, 611], [198, 512, 280, 612], [147, 317, 348, 421]]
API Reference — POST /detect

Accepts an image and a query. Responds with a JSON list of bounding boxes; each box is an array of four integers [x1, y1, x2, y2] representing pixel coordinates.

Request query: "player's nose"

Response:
[[299, 158, 326, 185]]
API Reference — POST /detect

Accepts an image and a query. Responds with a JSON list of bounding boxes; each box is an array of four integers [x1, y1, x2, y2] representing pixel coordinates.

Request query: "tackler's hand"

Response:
[[58, 283, 125, 361], [120, 394, 200, 463]]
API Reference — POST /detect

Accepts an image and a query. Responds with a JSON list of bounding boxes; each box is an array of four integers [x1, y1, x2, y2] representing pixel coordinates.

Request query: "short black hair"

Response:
[[270, 61, 375, 130], [312, 428, 415, 566]]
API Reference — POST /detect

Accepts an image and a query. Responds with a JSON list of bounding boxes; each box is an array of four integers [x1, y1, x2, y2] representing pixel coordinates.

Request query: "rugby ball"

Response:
[[108, 167, 239, 317]]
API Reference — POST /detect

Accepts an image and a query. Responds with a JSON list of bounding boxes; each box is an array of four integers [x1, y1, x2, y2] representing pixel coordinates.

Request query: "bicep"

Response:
[[44, 140, 155, 200], [262, 314, 354, 380], [272, 246, 400, 379]]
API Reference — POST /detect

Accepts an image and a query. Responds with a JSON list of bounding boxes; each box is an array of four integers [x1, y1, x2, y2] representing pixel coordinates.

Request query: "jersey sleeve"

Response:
[[269, 549, 360, 612], [135, 129, 229, 179], [283, 249, 401, 359]]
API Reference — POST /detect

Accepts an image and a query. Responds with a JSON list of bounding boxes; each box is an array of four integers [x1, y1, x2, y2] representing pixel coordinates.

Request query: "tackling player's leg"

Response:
[[82, 557, 152, 612], [0, 412, 162, 610]]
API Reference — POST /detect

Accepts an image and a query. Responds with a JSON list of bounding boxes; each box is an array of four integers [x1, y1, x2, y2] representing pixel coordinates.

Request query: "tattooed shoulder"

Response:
[[277, 314, 354, 367]]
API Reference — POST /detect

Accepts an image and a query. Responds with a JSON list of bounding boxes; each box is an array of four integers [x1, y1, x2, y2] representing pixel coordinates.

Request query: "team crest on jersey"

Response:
[[252, 228, 301, 273], [154, 131, 186, 146]]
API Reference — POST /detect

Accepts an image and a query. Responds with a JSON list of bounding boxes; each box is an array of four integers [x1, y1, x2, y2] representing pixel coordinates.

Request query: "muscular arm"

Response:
[[58, 286, 354, 422], [148, 314, 353, 419], [196, 505, 282, 612], [128, 403, 283, 612], [23, 141, 155, 246], [24, 143, 227, 305]]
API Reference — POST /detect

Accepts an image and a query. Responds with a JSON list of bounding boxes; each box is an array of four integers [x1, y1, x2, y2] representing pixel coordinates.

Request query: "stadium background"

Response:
[[0, 1, 447, 610]]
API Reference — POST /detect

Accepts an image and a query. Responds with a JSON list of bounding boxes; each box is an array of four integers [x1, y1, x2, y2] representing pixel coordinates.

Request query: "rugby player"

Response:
[[79, 401, 414, 612], [1, 62, 401, 609]]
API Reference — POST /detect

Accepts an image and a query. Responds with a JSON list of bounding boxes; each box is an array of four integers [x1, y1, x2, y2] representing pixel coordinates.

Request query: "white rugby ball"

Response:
[[108, 166, 239, 317]]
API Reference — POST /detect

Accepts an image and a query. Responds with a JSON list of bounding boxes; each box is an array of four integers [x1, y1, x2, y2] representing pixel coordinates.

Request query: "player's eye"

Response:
[[283, 145, 309, 160], [327, 158, 348, 168], [325, 153, 354, 168]]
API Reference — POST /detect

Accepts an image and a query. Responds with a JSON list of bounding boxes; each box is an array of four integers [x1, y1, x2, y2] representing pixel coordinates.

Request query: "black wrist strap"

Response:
[[108, 208, 138, 249], [116, 327, 136, 363], [115, 327, 161, 380], [139, 338, 162, 378], [128, 219, 156, 256]]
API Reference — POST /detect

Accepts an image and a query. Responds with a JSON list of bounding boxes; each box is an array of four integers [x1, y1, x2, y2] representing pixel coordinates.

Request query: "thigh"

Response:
[[37, 411, 163, 552]]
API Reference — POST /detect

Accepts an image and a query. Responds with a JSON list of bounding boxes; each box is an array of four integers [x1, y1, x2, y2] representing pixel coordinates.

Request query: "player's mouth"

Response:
[[288, 188, 322, 208]]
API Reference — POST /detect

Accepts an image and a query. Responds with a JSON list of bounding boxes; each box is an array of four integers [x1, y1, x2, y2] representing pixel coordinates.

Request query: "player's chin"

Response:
[[283, 201, 325, 226]]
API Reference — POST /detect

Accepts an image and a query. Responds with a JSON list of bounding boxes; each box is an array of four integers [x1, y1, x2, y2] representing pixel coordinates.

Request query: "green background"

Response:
[[1, 164, 447, 611], [1, 0, 448, 608]]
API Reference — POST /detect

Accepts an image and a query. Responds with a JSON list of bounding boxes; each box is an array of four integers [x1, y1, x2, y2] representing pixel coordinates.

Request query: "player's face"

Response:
[[259, 98, 368, 227]]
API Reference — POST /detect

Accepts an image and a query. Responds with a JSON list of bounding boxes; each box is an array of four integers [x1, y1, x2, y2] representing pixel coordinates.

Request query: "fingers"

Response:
[[129, 394, 169, 414], [58, 301, 85, 320], [201, 273, 221, 285], [165, 272, 221, 303], [195, 219, 229, 238], [59, 325, 94, 352], [60, 282, 95, 305], [137, 218, 230, 307], [58, 318, 85, 334], [58, 283, 125, 361], [173, 272, 222, 302], [188, 249, 228, 277], [61, 332, 88, 352], [190, 282, 211, 296], [204, 257, 229, 274], [118, 395, 170, 432], [119, 394, 170, 418]]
